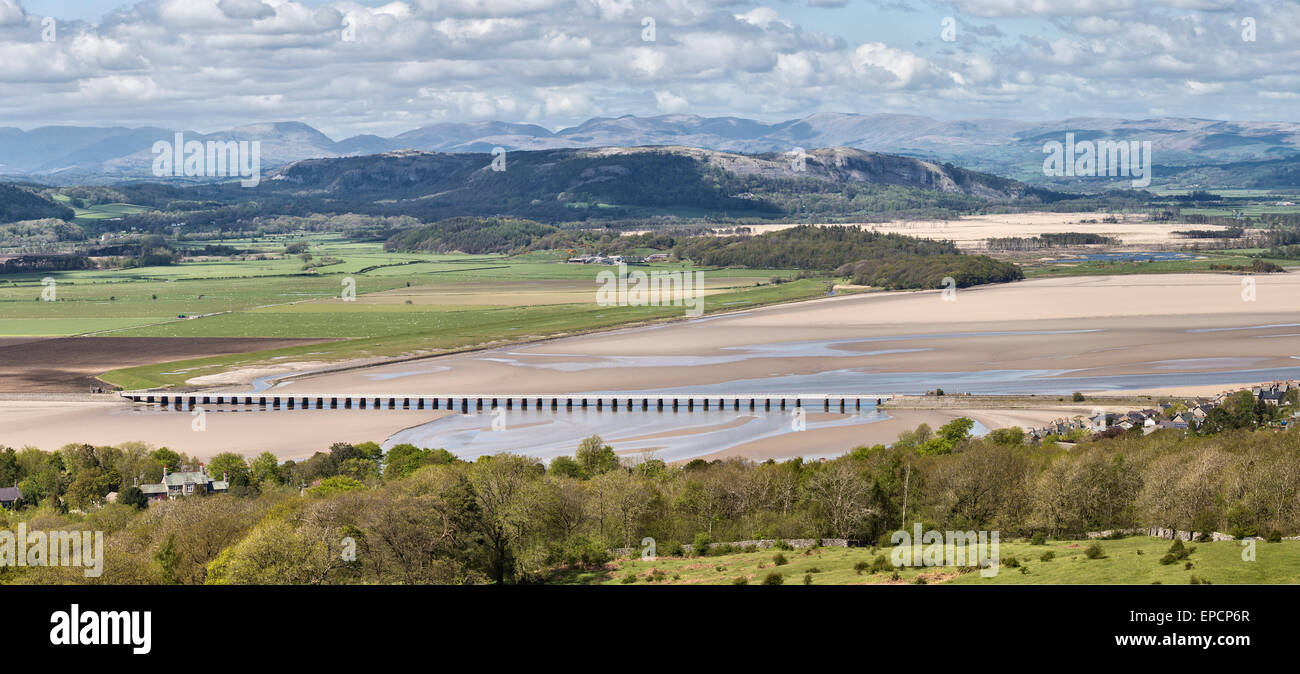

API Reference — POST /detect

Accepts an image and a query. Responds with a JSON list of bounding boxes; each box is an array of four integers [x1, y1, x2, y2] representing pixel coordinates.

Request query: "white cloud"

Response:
[[0, 0, 1289, 135], [654, 90, 689, 112], [0, 0, 24, 26]]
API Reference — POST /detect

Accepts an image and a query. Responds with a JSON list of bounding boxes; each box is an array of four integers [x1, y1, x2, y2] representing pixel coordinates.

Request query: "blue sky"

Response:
[[0, 0, 1296, 136]]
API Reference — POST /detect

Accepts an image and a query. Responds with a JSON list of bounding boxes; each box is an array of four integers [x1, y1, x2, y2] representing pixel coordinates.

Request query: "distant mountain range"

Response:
[[4, 113, 1300, 188]]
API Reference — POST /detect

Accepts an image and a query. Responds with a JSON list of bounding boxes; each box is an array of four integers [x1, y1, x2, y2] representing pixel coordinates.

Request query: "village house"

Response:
[[138, 467, 229, 503], [0, 484, 21, 509], [1026, 380, 1297, 441]]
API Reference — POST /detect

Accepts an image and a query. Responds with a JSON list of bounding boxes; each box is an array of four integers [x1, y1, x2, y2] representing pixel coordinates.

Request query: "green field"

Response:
[[553, 537, 1300, 585], [1021, 251, 1296, 278], [50, 194, 149, 223], [0, 233, 830, 389]]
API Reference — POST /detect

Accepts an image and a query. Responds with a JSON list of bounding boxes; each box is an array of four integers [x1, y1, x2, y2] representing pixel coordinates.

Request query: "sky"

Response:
[[0, 0, 1296, 139]]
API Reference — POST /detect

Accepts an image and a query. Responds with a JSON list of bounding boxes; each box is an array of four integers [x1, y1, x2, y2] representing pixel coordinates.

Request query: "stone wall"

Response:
[[611, 538, 856, 557]]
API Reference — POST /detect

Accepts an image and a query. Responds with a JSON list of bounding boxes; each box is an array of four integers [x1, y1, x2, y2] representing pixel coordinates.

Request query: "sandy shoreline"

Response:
[[272, 273, 1300, 398], [0, 400, 453, 461], [4, 272, 1295, 461]]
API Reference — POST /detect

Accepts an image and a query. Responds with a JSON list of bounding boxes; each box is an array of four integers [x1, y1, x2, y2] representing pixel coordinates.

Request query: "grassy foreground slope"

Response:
[[557, 537, 1299, 585]]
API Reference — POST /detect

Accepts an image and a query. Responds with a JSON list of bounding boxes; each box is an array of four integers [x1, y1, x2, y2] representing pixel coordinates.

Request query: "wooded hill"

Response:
[[104, 146, 1056, 227], [0, 184, 75, 223]]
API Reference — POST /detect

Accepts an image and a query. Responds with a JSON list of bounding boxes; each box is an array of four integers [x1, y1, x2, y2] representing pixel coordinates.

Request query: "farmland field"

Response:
[[0, 234, 831, 390], [553, 537, 1300, 585]]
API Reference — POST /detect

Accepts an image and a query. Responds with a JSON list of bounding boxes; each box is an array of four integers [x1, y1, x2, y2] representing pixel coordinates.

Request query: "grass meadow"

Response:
[[0, 234, 829, 388], [554, 537, 1300, 585]]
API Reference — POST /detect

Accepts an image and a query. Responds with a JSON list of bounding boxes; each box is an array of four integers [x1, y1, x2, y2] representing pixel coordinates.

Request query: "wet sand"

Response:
[[274, 273, 1300, 397], [5, 272, 1296, 462], [0, 400, 452, 461]]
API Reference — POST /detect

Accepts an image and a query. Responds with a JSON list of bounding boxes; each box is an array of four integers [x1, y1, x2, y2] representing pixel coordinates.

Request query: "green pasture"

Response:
[[553, 537, 1300, 585]]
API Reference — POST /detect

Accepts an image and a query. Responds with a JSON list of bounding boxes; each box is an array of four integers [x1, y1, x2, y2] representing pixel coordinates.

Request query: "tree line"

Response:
[[5, 400, 1296, 585]]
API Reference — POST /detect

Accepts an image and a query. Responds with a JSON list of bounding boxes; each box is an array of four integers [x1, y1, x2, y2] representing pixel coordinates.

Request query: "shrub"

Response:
[[621, 573, 637, 584], [854, 561, 869, 575], [732, 576, 748, 585], [774, 540, 794, 551], [1184, 562, 1194, 570], [871, 555, 893, 574], [1072, 392, 1085, 402], [772, 553, 788, 566], [1161, 539, 1194, 564], [761, 572, 784, 585], [1267, 530, 1283, 543], [806, 567, 822, 573], [556, 534, 611, 569], [912, 576, 927, 585], [1039, 551, 1055, 562], [1030, 531, 1047, 545], [1002, 556, 1021, 568], [802, 573, 813, 585], [1084, 543, 1105, 559], [691, 532, 711, 557]]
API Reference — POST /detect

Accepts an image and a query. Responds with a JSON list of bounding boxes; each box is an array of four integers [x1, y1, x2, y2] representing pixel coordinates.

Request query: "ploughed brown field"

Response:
[[0, 337, 329, 392]]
